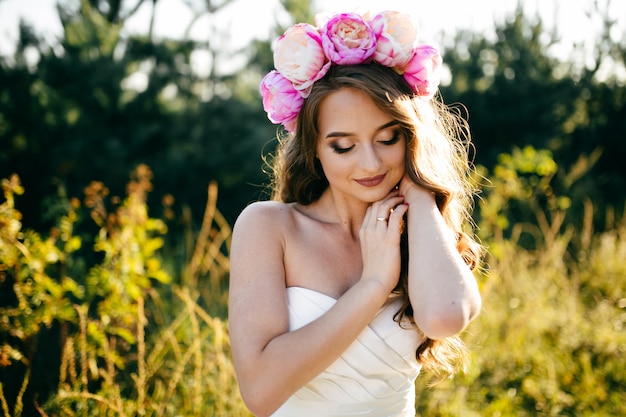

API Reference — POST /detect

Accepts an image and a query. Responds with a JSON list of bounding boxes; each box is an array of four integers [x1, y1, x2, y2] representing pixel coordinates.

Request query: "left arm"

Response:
[[399, 180, 481, 340]]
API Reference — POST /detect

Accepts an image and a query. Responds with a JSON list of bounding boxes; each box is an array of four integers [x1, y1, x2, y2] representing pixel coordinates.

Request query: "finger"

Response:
[[376, 196, 405, 222], [375, 215, 388, 225], [387, 203, 409, 234], [372, 189, 400, 208]]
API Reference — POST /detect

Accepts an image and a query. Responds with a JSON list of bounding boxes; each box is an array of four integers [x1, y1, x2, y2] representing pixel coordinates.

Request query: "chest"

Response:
[[283, 225, 363, 299]]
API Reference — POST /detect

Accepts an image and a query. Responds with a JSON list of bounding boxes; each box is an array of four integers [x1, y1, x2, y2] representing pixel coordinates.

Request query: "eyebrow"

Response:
[[324, 120, 400, 139]]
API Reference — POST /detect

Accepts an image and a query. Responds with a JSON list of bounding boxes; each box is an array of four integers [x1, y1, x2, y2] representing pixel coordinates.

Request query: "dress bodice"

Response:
[[270, 286, 423, 417]]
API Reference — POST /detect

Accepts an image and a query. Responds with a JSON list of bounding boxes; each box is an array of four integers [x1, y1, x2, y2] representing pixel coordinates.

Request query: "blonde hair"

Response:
[[269, 64, 482, 377]]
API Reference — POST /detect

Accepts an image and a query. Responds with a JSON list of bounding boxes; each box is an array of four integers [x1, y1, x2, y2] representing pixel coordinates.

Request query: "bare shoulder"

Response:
[[230, 200, 297, 268], [235, 200, 294, 223], [232, 200, 295, 237], [229, 201, 295, 325]]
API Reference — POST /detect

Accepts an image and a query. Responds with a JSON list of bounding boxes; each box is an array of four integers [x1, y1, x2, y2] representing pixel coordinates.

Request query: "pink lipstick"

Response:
[[355, 174, 386, 187]]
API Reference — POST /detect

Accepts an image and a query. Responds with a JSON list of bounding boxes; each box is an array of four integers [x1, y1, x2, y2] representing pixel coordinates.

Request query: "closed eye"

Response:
[[379, 131, 403, 146], [331, 144, 354, 154]]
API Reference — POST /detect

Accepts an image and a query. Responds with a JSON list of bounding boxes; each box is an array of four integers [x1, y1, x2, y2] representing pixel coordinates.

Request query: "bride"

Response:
[[228, 10, 482, 417]]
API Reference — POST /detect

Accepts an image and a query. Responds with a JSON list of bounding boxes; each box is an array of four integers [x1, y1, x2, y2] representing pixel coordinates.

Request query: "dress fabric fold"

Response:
[[270, 286, 422, 417]]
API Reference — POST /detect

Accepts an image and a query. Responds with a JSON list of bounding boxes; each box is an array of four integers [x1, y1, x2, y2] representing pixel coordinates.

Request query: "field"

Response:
[[1, 149, 624, 416]]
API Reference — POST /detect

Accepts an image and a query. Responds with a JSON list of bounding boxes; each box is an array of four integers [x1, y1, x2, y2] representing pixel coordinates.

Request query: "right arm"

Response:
[[228, 199, 406, 416]]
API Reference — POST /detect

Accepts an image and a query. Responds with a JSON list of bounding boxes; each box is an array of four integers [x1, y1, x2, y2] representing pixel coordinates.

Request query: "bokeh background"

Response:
[[0, 0, 624, 416]]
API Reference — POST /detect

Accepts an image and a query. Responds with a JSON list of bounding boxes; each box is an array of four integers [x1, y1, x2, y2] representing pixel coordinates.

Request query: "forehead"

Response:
[[317, 88, 393, 134]]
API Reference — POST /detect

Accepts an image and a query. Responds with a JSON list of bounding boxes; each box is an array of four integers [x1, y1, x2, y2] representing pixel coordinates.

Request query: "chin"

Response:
[[357, 187, 394, 203]]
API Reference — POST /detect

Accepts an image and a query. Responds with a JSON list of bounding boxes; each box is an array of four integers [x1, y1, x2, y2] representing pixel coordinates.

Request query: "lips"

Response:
[[355, 174, 386, 187]]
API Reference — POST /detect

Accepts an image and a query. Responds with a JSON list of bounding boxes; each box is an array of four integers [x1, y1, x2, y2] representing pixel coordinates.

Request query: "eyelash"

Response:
[[382, 132, 402, 146], [331, 132, 402, 154], [332, 145, 353, 154]]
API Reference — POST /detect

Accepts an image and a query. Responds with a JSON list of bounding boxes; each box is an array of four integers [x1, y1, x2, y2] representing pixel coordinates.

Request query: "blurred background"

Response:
[[0, 0, 624, 416]]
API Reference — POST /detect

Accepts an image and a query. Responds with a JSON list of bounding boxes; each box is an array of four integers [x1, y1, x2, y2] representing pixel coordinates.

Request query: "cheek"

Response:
[[394, 160, 406, 180], [390, 146, 407, 169], [388, 147, 407, 180]]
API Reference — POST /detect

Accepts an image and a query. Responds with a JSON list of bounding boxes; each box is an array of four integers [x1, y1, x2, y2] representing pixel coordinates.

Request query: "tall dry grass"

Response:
[[0, 168, 249, 417], [414, 148, 626, 416], [1, 149, 624, 416]]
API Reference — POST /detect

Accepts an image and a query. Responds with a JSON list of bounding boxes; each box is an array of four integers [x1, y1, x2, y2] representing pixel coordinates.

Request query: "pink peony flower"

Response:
[[321, 13, 377, 65], [274, 23, 331, 96], [260, 70, 304, 131], [402, 45, 442, 99], [370, 11, 419, 67]]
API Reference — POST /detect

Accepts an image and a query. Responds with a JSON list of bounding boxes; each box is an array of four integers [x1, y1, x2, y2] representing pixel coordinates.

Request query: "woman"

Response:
[[228, 10, 482, 417]]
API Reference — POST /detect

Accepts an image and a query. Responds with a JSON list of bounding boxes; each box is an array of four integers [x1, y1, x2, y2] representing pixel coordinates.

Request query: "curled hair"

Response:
[[268, 64, 482, 377]]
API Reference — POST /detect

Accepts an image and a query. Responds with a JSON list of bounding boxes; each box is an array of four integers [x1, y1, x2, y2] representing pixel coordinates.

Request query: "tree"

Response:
[[440, 3, 626, 228], [0, 0, 277, 233]]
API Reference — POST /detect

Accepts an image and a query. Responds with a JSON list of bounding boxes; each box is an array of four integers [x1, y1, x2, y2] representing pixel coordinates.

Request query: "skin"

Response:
[[228, 87, 481, 417]]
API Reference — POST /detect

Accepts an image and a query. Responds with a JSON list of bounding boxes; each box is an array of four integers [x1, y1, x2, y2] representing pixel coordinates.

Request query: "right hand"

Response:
[[358, 190, 409, 293]]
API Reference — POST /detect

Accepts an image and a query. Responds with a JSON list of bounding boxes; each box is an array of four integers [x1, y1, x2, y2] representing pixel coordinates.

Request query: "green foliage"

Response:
[[474, 145, 588, 252], [1, 1, 625, 415], [280, 0, 316, 28], [0, 0, 274, 233], [2, 145, 626, 415], [440, 4, 626, 221], [414, 148, 626, 416], [3, 0, 620, 232], [0, 174, 81, 340], [0, 167, 246, 416]]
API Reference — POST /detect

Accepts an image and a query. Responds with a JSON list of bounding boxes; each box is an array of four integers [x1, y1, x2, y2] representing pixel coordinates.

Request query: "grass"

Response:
[[1, 155, 624, 416]]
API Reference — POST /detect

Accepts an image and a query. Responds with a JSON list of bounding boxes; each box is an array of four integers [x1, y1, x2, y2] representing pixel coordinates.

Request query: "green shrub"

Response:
[[0, 167, 248, 417], [415, 147, 626, 416], [1, 148, 624, 416]]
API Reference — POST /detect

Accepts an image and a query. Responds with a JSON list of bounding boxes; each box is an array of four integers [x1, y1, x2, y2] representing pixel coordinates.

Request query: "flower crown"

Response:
[[259, 10, 443, 132]]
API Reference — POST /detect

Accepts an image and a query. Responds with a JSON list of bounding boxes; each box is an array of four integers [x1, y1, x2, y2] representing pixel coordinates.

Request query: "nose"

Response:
[[359, 145, 382, 173]]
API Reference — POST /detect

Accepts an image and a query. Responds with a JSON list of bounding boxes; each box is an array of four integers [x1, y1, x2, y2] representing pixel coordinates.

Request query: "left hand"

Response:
[[398, 175, 436, 204]]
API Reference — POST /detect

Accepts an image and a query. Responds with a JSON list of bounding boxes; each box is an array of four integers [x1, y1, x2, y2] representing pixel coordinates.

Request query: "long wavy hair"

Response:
[[268, 64, 482, 378]]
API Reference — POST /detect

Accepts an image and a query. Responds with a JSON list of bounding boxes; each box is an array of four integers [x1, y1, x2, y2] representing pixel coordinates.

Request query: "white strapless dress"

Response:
[[270, 286, 423, 417]]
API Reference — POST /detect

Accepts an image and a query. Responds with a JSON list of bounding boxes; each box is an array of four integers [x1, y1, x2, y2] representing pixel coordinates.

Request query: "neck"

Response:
[[316, 189, 369, 239]]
